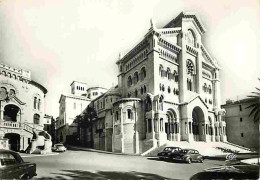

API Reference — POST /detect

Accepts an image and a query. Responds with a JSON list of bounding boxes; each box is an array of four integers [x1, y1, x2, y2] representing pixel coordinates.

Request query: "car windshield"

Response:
[[55, 145, 64, 147], [164, 147, 177, 151], [180, 150, 189, 154], [0, 152, 23, 166]]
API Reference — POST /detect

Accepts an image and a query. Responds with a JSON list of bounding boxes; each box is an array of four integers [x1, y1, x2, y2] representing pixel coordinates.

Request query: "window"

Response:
[[241, 133, 244, 137], [143, 85, 146, 93], [9, 89, 15, 96], [141, 87, 143, 94], [187, 29, 196, 47], [38, 99, 41, 110], [33, 114, 40, 124], [240, 118, 243, 122], [134, 72, 139, 84], [34, 97, 37, 109], [166, 68, 171, 80], [208, 85, 212, 94], [162, 85, 165, 92], [239, 105, 242, 111], [168, 86, 171, 93], [159, 65, 164, 77], [186, 60, 195, 75], [135, 89, 138, 97], [127, 109, 132, 119], [127, 76, 132, 87], [141, 67, 146, 80], [115, 111, 119, 121]]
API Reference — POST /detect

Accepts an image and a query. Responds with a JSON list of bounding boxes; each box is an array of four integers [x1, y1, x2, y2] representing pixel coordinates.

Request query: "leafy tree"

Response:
[[246, 78, 260, 122], [75, 105, 97, 148]]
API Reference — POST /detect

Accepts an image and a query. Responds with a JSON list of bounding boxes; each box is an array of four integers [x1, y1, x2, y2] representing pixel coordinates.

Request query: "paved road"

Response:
[[22, 150, 225, 180]]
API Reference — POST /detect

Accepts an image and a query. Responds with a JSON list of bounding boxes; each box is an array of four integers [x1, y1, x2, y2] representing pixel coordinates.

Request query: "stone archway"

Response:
[[4, 133, 20, 151], [192, 106, 205, 141], [166, 109, 178, 141], [4, 104, 21, 122]]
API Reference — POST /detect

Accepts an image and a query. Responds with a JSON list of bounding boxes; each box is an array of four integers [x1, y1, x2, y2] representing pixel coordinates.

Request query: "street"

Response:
[[22, 150, 226, 180]]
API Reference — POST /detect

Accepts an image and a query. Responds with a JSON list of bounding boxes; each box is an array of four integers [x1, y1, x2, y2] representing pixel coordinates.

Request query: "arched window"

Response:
[[159, 83, 162, 91], [38, 99, 41, 110], [143, 85, 146, 93], [128, 92, 131, 98], [208, 85, 212, 94], [33, 114, 40, 124], [127, 109, 132, 119], [159, 95, 164, 111], [127, 76, 132, 87], [162, 85, 165, 92], [203, 83, 207, 92], [145, 96, 152, 112], [134, 72, 139, 84], [135, 89, 138, 97], [187, 60, 195, 75], [115, 111, 119, 121], [141, 87, 143, 94], [159, 65, 164, 77], [168, 86, 171, 93], [166, 68, 171, 80], [141, 67, 146, 80], [34, 97, 37, 109], [9, 89, 15, 96], [187, 29, 196, 47]]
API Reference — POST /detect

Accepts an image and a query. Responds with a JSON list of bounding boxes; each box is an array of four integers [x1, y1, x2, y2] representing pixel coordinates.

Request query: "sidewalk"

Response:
[[68, 145, 141, 157], [19, 152, 59, 158]]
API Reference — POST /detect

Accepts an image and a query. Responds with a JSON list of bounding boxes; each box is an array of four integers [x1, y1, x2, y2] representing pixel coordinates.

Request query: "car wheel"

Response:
[[21, 174, 30, 179], [200, 158, 204, 163], [186, 158, 191, 164]]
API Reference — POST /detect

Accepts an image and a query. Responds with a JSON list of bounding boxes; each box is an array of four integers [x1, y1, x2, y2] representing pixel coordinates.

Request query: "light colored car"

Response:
[[52, 144, 67, 152]]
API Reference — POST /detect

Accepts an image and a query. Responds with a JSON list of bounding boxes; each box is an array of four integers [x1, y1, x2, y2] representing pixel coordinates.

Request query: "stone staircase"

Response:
[[142, 141, 251, 157]]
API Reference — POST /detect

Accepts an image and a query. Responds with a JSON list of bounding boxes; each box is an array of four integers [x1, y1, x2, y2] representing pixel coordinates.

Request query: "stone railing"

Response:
[[0, 121, 21, 128], [0, 121, 34, 134]]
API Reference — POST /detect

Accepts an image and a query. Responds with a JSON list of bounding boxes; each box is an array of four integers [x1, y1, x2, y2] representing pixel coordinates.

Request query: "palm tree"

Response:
[[246, 78, 260, 122]]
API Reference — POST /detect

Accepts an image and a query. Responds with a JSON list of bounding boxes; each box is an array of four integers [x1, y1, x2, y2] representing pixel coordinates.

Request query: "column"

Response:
[[134, 108, 139, 154], [112, 110, 115, 152], [120, 108, 124, 153]]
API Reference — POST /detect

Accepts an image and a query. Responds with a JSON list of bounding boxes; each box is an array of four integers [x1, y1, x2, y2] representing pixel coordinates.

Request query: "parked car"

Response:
[[52, 144, 67, 152], [157, 146, 182, 160], [170, 149, 204, 163], [190, 158, 260, 180], [0, 149, 37, 179]]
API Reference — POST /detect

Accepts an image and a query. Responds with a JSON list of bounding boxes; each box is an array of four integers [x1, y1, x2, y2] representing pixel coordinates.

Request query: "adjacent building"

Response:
[[79, 12, 227, 154], [0, 63, 52, 153], [222, 98, 259, 150], [56, 81, 107, 144]]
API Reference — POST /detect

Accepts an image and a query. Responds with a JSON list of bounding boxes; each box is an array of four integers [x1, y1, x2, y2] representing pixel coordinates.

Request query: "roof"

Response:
[[222, 97, 259, 107], [29, 80, 48, 94], [104, 86, 121, 97], [164, 11, 206, 34], [70, 81, 87, 86], [87, 87, 108, 91], [58, 93, 91, 103]]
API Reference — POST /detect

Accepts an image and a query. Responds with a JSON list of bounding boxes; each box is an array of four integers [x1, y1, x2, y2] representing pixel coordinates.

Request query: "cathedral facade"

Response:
[[81, 12, 227, 154]]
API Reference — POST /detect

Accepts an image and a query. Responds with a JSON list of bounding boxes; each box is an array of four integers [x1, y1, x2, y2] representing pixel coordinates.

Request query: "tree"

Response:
[[246, 78, 260, 122], [75, 105, 97, 148]]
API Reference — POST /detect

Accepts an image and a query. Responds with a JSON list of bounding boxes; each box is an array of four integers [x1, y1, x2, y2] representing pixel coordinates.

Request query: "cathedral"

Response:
[[80, 12, 227, 154]]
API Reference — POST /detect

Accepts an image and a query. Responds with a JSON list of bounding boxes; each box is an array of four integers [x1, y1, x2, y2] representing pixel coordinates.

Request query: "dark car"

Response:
[[0, 149, 37, 179], [170, 149, 204, 163], [157, 146, 182, 160], [190, 158, 260, 180]]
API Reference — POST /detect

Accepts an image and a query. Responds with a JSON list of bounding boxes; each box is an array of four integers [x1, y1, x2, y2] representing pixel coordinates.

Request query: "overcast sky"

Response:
[[0, 0, 259, 117]]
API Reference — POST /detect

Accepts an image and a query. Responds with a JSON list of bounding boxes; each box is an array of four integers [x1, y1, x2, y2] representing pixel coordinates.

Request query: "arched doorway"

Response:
[[4, 104, 20, 122], [192, 107, 205, 141], [4, 133, 20, 151], [166, 109, 177, 141]]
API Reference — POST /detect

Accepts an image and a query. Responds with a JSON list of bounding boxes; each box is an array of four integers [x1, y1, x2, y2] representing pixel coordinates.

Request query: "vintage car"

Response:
[[52, 143, 67, 152], [0, 149, 37, 179], [170, 149, 204, 163], [157, 146, 182, 160], [190, 158, 260, 180]]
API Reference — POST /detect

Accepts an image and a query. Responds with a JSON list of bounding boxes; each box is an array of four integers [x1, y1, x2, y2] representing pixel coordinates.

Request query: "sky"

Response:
[[0, 0, 259, 117]]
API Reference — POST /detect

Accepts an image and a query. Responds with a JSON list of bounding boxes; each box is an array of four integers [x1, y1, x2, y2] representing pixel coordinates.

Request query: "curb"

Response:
[[68, 146, 141, 157]]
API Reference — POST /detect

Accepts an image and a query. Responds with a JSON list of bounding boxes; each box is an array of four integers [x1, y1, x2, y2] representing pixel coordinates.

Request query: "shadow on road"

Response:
[[37, 170, 180, 180]]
